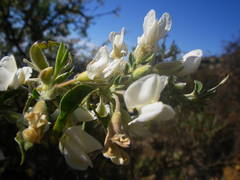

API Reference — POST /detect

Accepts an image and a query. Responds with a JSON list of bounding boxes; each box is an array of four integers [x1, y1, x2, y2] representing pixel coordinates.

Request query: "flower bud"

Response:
[[30, 42, 49, 70], [33, 100, 47, 114], [96, 97, 108, 118], [22, 127, 40, 143], [132, 65, 151, 80], [133, 45, 152, 64], [75, 71, 91, 82], [39, 67, 53, 85]]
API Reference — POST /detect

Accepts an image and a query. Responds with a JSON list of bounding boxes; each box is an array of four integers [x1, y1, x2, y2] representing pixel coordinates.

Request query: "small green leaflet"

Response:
[[54, 42, 69, 78]]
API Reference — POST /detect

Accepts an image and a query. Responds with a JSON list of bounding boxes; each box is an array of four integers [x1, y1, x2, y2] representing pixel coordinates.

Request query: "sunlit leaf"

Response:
[[29, 42, 49, 70], [54, 42, 69, 77], [53, 85, 94, 134]]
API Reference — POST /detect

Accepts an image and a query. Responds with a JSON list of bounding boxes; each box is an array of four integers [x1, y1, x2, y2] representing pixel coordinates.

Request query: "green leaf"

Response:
[[53, 68, 73, 84], [29, 42, 49, 70], [3, 111, 21, 124], [60, 48, 69, 68], [54, 42, 69, 77], [129, 53, 135, 67], [113, 75, 122, 85], [0, 90, 18, 103], [53, 85, 94, 134], [194, 80, 203, 94]]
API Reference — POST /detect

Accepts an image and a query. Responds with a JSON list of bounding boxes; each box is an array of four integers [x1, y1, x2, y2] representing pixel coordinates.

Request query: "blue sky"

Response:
[[85, 0, 240, 56]]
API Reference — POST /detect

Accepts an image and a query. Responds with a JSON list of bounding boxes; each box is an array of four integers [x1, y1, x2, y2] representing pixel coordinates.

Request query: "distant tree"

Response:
[[0, 0, 119, 59]]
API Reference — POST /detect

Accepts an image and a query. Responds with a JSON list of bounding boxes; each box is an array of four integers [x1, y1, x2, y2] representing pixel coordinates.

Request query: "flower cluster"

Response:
[[0, 9, 213, 170]]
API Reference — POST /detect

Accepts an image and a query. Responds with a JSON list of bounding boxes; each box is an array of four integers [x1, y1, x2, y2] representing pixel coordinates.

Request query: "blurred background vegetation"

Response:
[[0, 0, 240, 179]]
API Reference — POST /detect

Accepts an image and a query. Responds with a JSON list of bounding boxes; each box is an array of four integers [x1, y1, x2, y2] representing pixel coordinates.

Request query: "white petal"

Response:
[[128, 102, 175, 125], [109, 31, 116, 43], [124, 74, 168, 110], [59, 126, 102, 170], [86, 46, 110, 80], [9, 74, 20, 89], [73, 108, 93, 122], [0, 55, 17, 73], [20, 67, 32, 81], [64, 126, 102, 154], [158, 12, 172, 40], [60, 139, 92, 170], [143, 10, 156, 35], [9, 67, 33, 90], [109, 28, 128, 58], [0, 68, 14, 91], [103, 58, 126, 78], [141, 10, 171, 47], [177, 49, 203, 76], [0, 55, 18, 91], [145, 21, 159, 45]]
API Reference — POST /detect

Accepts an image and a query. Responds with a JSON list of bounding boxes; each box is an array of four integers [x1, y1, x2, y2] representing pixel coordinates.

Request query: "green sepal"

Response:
[[155, 61, 183, 75], [141, 53, 155, 64], [14, 132, 33, 165], [129, 53, 135, 67]]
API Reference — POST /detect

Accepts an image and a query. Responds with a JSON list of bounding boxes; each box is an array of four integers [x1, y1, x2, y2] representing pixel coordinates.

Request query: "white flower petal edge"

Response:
[[102, 58, 126, 79], [59, 126, 102, 170], [10, 67, 33, 89], [0, 55, 17, 91], [177, 49, 203, 76], [124, 74, 168, 110], [109, 27, 128, 58], [86, 46, 110, 80], [86, 45, 126, 81], [128, 102, 175, 125], [0, 55, 32, 91], [72, 108, 94, 122], [157, 12, 172, 40]]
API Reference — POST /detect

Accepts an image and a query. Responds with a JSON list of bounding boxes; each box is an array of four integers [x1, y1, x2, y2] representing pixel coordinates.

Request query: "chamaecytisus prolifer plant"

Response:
[[0, 9, 228, 170]]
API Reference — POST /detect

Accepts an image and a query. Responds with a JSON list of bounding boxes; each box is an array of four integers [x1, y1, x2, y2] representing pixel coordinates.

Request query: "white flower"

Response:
[[124, 74, 175, 135], [0, 55, 32, 91], [109, 27, 128, 59], [59, 126, 102, 170], [177, 49, 203, 76], [137, 9, 172, 51], [86, 46, 126, 81], [124, 74, 168, 110]]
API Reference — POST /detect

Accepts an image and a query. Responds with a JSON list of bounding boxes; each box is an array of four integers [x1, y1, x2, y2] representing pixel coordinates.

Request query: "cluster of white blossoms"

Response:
[[0, 55, 32, 91], [0, 9, 204, 170]]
